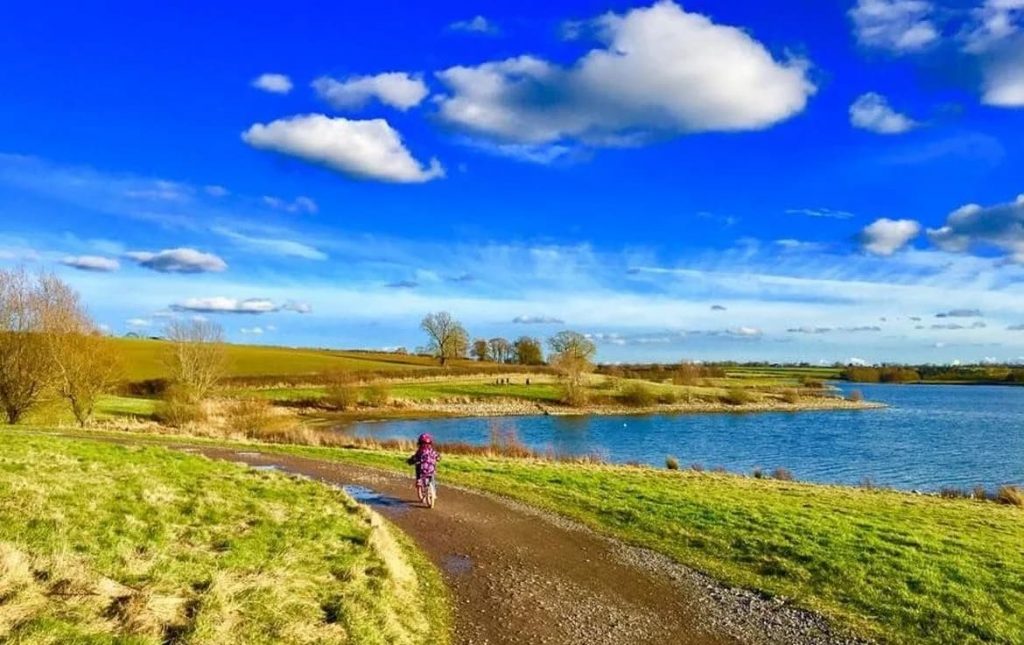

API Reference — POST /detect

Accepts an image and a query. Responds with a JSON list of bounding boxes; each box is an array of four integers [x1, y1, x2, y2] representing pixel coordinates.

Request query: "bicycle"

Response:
[[417, 476, 437, 509]]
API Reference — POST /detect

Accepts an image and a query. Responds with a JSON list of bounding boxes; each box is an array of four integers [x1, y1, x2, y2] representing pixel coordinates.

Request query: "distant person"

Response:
[[407, 433, 441, 507]]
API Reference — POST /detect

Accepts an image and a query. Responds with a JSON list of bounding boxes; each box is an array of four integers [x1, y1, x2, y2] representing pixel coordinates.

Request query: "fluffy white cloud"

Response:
[[859, 218, 922, 255], [60, 255, 119, 272], [849, 92, 918, 133], [240, 326, 264, 335], [449, 15, 497, 34], [849, 0, 939, 52], [242, 114, 444, 183], [252, 73, 293, 94], [312, 73, 428, 111], [125, 248, 227, 273], [928, 194, 1024, 261], [435, 1, 815, 146]]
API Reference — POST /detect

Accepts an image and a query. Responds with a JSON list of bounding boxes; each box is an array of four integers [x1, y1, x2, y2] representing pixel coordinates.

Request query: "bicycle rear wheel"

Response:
[[425, 478, 437, 508]]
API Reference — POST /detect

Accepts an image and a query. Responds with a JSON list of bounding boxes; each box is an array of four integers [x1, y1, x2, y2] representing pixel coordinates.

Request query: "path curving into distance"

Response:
[[187, 446, 863, 645]]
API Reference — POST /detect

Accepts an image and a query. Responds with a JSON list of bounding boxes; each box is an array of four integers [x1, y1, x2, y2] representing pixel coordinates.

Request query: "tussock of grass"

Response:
[[0, 434, 449, 644]]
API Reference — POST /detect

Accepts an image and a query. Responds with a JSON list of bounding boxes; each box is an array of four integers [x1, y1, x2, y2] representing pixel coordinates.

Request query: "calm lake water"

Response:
[[343, 383, 1024, 491]]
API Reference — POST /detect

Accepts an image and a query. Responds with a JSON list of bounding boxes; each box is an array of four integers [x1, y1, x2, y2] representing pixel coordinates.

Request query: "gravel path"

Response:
[[193, 446, 868, 645]]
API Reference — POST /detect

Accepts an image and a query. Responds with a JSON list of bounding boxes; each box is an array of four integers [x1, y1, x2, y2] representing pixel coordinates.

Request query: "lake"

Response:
[[343, 383, 1024, 491]]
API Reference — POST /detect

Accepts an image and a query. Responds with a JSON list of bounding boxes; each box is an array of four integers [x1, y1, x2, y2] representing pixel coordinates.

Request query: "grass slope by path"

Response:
[[242, 443, 1022, 645], [0, 433, 450, 644]]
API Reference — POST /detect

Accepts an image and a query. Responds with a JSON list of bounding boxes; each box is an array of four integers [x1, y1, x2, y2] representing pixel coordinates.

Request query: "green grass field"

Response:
[[252, 444, 1022, 645], [109, 338, 488, 381], [0, 433, 450, 644]]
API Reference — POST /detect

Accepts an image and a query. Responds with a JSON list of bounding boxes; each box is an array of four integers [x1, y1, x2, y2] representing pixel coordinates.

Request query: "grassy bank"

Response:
[[0, 433, 450, 644], [191, 439, 1019, 645]]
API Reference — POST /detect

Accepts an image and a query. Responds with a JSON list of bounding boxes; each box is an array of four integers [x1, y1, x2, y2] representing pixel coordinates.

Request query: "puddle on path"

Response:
[[342, 485, 409, 513], [235, 452, 262, 458], [250, 464, 281, 472], [442, 553, 474, 576]]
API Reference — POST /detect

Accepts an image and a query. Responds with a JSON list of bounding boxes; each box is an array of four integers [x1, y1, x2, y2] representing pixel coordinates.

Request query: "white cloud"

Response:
[[60, 255, 120, 272], [513, 315, 565, 324], [435, 1, 814, 146], [240, 326, 264, 335], [312, 73, 429, 111], [849, 92, 919, 133], [785, 208, 855, 219], [242, 114, 444, 183], [849, 0, 939, 53], [859, 218, 922, 255], [928, 194, 1024, 261], [213, 226, 327, 261], [262, 195, 318, 214], [252, 73, 293, 94], [126, 318, 151, 327], [125, 248, 227, 273], [171, 297, 280, 315], [979, 42, 1024, 106], [450, 15, 497, 34], [962, 0, 1024, 53]]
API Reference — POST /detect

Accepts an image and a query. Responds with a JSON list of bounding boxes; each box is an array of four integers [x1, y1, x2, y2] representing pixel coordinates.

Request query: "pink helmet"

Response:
[[418, 433, 433, 445]]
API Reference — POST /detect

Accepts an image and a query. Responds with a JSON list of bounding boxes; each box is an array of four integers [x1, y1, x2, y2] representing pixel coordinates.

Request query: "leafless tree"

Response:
[[513, 336, 544, 366], [488, 337, 513, 363], [165, 319, 227, 403], [547, 331, 596, 406], [470, 338, 491, 362], [420, 312, 468, 365], [38, 274, 121, 427], [0, 269, 53, 423]]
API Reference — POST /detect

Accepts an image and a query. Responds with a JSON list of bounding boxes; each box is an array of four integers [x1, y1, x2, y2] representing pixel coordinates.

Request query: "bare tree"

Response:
[[470, 338, 491, 362], [420, 312, 468, 365], [0, 269, 53, 423], [488, 337, 513, 363], [513, 336, 544, 366], [165, 319, 227, 403], [547, 331, 596, 406], [37, 274, 122, 427]]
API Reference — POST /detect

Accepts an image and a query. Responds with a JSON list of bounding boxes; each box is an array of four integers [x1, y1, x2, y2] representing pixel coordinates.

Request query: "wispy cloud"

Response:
[[60, 255, 119, 272], [125, 248, 227, 273], [213, 227, 327, 261]]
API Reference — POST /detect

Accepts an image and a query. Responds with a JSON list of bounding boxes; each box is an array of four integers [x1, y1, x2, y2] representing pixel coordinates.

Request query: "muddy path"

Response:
[[179, 446, 859, 645]]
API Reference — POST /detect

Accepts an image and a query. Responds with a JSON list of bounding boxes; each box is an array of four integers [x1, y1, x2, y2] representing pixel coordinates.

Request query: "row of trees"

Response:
[[420, 312, 545, 366], [0, 269, 120, 426], [420, 311, 598, 405]]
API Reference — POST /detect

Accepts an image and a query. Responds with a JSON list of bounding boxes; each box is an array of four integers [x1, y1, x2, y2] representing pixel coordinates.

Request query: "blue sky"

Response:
[[2, 0, 1024, 364]]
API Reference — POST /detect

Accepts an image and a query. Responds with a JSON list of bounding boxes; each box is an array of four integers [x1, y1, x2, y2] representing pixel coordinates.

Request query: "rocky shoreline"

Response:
[[337, 396, 884, 420]]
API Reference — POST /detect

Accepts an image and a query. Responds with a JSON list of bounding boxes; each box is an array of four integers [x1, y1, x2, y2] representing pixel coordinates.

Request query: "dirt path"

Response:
[[179, 446, 860, 645]]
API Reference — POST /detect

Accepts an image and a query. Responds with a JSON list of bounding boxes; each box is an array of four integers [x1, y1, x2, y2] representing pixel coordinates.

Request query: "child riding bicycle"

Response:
[[407, 433, 441, 507]]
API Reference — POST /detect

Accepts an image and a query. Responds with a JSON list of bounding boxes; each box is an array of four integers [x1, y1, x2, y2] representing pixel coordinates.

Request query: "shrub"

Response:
[[781, 389, 800, 404], [996, 485, 1023, 507], [155, 386, 205, 428], [690, 463, 705, 472], [656, 390, 679, 405], [752, 467, 765, 479], [847, 389, 864, 402], [721, 388, 754, 406], [972, 485, 989, 501], [620, 382, 656, 407], [665, 455, 679, 470], [363, 384, 391, 408], [224, 398, 276, 437], [322, 370, 360, 411], [800, 377, 826, 389], [771, 467, 795, 481]]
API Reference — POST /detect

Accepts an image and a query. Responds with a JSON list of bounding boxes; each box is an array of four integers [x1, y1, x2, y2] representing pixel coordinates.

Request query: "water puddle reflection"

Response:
[[442, 553, 473, 575], [342, 485, 408, 513]]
